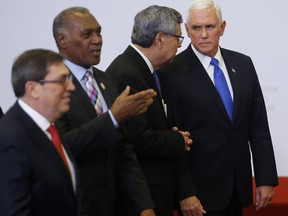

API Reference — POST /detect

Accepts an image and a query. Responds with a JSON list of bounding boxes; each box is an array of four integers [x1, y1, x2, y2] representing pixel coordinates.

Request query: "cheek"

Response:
[[189, 34, 198, 43], [69, 40, 86, 53]]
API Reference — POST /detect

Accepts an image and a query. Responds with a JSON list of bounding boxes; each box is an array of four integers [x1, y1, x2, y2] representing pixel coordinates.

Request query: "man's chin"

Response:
[[60, 104, 71, 114], [90, 56, 101, 66]]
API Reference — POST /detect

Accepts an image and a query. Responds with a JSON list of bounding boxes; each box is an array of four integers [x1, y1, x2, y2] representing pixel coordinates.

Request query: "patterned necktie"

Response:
[[47, 124, 71, 174], [84, 71, 104, 115], [153, 71, 162, 97], [210, 58, 233, 120]]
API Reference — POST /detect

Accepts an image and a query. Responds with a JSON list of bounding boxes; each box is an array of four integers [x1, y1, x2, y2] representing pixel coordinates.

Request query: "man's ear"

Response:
[[56, 33, 68, 49], [154, 32, 165, 48], [25, 81, 40, 99], [185, 23, 191, 38], [220, 20, 226, 36]]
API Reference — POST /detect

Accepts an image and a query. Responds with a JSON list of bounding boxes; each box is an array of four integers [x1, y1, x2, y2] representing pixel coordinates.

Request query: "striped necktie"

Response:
[[84, 71, 104, 115]]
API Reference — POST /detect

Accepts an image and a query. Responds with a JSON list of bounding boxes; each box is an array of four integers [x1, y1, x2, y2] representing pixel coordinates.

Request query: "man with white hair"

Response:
[[160, 0, 278, 215]]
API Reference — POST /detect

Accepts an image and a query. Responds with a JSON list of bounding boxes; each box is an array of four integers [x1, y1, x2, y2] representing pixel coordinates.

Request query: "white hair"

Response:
[[186, 0, 223, 24]]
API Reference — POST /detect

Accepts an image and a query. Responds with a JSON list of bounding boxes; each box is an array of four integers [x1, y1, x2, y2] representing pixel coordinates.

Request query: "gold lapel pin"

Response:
[[100, 82, 106, 90], [232, 68, 236, 73]]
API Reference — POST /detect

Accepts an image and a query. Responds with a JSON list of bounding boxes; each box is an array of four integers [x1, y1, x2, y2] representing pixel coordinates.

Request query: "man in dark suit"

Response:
[[0, 49, 80, 216], [106, 5, 193, 216], [160, 0, 278, 216], [53, 7, 157, 216]]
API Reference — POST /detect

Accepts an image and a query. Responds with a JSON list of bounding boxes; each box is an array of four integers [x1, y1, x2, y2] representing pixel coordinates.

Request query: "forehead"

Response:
[[189, 8, 218, 24], [67, 12, 101, 31]]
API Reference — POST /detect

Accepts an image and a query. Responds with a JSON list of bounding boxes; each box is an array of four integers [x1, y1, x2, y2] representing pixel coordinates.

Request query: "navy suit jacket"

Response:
[[160, 45, 278, 211], [0, 102, 80, 216], [56, 67, 154, 216], [106, 45, 187, 216]]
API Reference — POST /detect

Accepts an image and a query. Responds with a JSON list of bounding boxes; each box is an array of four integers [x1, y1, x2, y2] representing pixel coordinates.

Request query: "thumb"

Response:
[[172, 126, 179, 131], [120, 86, 130, 96], [255, 189, 260, 205]]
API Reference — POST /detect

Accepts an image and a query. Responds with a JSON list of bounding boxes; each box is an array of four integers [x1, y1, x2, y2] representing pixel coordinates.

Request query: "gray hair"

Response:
[[52, 7, 91, 46], [131, 5, 183, 48], [187, 0, 222, 24], [12, 49, 63, 97]]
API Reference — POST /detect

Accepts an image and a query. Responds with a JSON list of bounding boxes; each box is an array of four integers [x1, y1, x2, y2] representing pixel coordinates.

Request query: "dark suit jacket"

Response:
[[159, 45, 278, 211], [106, 45, 188, 216], [0, 102, 80, 216], [0, 106, 3, 118], [56, 67, 154, 216]]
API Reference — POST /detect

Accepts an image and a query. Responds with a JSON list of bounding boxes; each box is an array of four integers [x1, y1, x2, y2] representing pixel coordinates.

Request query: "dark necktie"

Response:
[[47, 124, 71, 174], [210, 58, 233, 120], [153, 71, 162, 97]]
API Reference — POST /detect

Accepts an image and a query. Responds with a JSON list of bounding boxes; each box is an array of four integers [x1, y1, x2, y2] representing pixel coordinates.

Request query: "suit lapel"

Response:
[[125, 46, 167, 121], [221, 49, 240, 122], [92, 68, 114, 108], [13, 103, 75, 194], [125, 46, 163, 101], [71, 74, 97, 118], [186, 47, 231, 121]]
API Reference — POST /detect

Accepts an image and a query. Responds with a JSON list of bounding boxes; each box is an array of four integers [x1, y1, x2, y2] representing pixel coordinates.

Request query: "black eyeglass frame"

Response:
[[163, 32, 184, 44], [37, 73, 73, 85]]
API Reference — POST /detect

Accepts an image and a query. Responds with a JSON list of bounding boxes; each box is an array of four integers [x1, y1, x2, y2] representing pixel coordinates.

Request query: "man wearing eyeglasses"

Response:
[[106, 5, 193, 216], [0, 49, 80, 216]]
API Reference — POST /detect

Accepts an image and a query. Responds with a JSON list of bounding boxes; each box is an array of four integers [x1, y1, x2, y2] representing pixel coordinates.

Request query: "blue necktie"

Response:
[[153, 71, 162, 97], [210, 58, 233, 120]]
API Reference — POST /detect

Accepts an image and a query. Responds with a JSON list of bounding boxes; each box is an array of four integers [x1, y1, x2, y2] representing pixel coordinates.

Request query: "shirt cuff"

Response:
[[108, 109, 119, 128]]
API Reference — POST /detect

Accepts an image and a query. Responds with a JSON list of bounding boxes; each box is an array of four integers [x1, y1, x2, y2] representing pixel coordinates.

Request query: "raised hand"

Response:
[[111, 86, 157, 123]]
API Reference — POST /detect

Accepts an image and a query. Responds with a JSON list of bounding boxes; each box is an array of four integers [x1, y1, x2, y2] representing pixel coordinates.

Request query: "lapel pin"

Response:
[[232, 68, 236, 73], [100, 82, 106, 90]]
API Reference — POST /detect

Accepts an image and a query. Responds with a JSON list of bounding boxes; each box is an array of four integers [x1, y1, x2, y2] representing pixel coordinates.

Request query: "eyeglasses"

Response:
[[163, 33, 184, 44], [37, 73, 73, 86]]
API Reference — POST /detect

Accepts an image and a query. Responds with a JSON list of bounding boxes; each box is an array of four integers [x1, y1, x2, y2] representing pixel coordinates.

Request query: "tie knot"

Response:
[[210, 58, 219, 67], [47, 124, 57, 134], [84, 70, 93, 81]]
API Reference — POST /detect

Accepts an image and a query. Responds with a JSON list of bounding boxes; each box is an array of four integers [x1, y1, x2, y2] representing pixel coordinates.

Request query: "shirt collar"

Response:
[[18, 99, 51, 131], [191, 44, 224, 70], [64, 59, 93, 82], [131, 44, 154, 74]]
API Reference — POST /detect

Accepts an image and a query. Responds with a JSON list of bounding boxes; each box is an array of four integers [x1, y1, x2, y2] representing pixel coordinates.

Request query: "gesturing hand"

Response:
[[111, 86, 157, 123]]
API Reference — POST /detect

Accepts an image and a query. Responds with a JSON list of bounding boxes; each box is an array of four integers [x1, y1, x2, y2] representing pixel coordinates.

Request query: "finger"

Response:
[[184, 131, 190, 137], [182, 212, 188, 216], [264, 196, 273, 207], [138, 99, 153, 110], [186, 139, 192, 145], [195, 210, 203, 216], [134, 89, 156, 100], [256, 199, 266, 211], [183, 209, 193, 216], [172, 126, 179, 131], [135, 107, 148, 115]]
